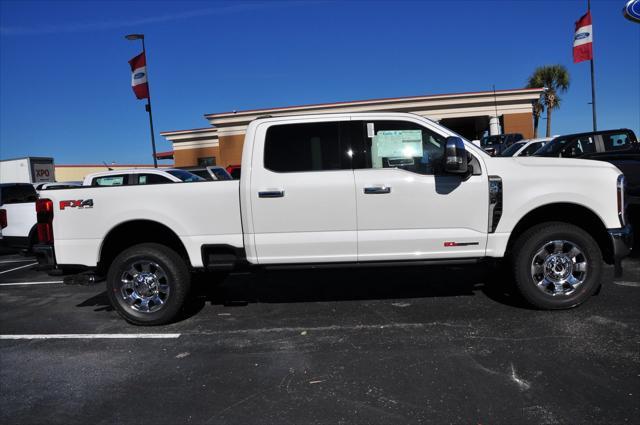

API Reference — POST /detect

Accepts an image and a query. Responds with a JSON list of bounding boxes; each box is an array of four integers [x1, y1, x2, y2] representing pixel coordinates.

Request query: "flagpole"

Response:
[[588, 0, 597, 131], [141, 37, 158, 168], [126, 33, 158, 168]]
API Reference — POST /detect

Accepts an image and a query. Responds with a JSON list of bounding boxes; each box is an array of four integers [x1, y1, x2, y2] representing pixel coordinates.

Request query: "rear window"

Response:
[[0, 184, 37, 204], [602, 132, 633, 151]]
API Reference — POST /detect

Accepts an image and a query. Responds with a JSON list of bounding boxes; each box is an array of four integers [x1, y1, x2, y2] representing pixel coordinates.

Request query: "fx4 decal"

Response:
[[60, 199, 94, 210]]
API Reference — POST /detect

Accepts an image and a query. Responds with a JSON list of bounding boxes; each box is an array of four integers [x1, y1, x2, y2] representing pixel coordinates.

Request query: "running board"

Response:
[[263, 258, 482, 271]]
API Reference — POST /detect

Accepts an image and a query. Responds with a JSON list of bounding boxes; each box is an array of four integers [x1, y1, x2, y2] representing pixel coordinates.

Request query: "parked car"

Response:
[[534, 129, 638, 158], [180, 166, 232, 181], [226, 164, 241, 180], [82, 168, 205, 186], [480, 133, 524, 156], [33, 112, 632, 325], [499, 138, 552, 157], [0, 183, 37, 251]]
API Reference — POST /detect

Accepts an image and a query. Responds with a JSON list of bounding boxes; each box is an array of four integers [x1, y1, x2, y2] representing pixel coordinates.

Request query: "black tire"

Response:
[[511, 222, 603, 309], [106, 243, 190, 325]]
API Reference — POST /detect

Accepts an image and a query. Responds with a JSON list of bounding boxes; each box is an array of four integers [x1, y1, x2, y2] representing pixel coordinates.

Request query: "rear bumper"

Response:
[[608, 225, 634, 260], [32, 244, 56, 269]]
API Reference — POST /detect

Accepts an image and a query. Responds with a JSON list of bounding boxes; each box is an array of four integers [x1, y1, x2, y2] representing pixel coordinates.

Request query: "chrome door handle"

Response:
[[364, 186, 391, 194], [258, 190, 285, 198]]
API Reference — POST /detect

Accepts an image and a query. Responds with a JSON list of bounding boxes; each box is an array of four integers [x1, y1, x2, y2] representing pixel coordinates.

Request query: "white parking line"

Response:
[[0, 259, 35, 264], [0, 263, 37, 275], [0, 333, 181, 340], [0, 281, 63, 286]]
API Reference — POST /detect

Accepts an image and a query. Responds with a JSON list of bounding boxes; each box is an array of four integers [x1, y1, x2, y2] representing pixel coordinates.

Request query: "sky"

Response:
[[0, 0, 638, 165]]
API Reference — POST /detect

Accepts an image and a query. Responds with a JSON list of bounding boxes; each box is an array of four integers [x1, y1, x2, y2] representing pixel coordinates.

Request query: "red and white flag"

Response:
[[573, 11, 593, 63], [128, 52, 149, 99]]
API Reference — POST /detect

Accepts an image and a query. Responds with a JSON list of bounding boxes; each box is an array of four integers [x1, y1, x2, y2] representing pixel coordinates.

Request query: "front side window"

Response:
[[210, 168, 231, 180], [362, 121, 446, 175], [92, 175, 127, 186], [137, 174, 172, 185], [521, 142, 544, 156], [264, 122, 353, 173]]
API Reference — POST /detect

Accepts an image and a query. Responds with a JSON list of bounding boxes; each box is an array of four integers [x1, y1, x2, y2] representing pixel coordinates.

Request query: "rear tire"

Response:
[[107, 243, 190, 325], [511, 222, 603, 309]]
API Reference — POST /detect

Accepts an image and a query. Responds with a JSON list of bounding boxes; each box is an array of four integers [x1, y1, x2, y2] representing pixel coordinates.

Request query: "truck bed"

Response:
[[41, 181, 243, 267]]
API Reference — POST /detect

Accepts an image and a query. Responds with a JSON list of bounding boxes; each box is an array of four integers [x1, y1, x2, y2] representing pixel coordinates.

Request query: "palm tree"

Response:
[[530, 98, 544, 139], [526, 65, 570, 137]]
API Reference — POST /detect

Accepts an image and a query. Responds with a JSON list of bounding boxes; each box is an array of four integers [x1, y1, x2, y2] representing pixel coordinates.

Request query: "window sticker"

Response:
[[372, 130, 423, 168]]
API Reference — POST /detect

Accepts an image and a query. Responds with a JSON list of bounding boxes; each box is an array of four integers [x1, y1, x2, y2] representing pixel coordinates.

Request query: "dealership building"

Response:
[[161, 87, 545, 168]]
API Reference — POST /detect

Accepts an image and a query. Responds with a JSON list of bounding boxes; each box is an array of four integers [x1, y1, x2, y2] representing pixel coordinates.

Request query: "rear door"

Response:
[[249, 119, 359, 264], [352, 118, 489, 261]]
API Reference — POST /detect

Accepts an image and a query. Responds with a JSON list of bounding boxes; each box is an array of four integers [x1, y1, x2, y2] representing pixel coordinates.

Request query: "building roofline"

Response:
[[160, 126, 216, 136], [205, 87, 544, 118]]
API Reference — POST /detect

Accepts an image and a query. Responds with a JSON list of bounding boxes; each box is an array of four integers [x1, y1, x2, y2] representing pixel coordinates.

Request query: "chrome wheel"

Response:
[[531, 240, 588, 297], [119, 261, 170, 313]]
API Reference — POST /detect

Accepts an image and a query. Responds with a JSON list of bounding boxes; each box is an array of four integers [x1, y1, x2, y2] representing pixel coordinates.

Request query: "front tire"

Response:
[[107, 243, 190, 325], [511, 222, 603, 309]]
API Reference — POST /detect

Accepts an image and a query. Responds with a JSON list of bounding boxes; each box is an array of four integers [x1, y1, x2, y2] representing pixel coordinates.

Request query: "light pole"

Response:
[[125, 33, 158, 168]]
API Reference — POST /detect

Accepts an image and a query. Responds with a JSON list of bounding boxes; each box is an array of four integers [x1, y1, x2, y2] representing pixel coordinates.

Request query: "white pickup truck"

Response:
[[33, 113, 633, 325]]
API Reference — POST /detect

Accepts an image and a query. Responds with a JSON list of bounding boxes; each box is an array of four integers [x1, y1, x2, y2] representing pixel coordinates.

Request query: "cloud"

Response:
[[1, 1, 318, 36]]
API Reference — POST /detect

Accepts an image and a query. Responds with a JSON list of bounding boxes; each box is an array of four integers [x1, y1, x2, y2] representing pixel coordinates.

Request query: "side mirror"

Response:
[[444, 137, 468, 174]]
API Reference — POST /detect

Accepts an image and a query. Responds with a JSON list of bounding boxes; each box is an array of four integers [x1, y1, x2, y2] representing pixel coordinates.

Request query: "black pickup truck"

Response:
[[535, 129, 639, 244], [583, 150, 640, 234]]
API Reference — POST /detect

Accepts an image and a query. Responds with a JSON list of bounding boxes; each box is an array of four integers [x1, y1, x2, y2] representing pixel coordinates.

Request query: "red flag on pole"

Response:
[[573, 11, 593, 63], [128, 52, 149, 99]]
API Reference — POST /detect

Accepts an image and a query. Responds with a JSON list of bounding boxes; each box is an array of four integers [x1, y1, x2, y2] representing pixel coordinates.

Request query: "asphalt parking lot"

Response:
[[0, 251, 638, 425]]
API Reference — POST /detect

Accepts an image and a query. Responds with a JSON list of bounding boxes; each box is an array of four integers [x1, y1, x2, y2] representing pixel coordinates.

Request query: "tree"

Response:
[[530, 98, 544, 139], [526, 65, 570, 137]]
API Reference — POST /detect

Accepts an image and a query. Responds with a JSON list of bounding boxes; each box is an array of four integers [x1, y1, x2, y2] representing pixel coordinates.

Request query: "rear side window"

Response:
[[92, 175, 128, 186], [138, 174, 172, 185], [560, 136, 597, 158], [602, 132, 632, 151], [0, 185, 37, 204], [264, 122, 352, 172]]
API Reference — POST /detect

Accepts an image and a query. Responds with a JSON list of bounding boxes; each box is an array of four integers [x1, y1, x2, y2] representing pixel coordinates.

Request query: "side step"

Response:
[[63, 273, 101, 286]]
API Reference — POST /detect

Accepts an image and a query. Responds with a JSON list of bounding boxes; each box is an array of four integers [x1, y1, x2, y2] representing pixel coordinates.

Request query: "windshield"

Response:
[[499, 141, 526, 157], [166, 170, 206, 182]]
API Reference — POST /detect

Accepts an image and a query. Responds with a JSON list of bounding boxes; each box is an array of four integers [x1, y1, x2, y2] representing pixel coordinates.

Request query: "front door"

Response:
[[353, 118, 489, 261], [250, 119, 358, 264]]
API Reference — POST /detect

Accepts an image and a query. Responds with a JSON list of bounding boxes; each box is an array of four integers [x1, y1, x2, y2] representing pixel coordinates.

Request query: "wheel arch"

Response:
[[505, 202, 614, 264], [98, 220, 190, 275]]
